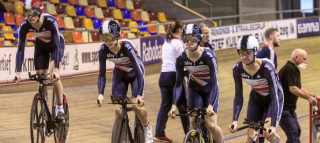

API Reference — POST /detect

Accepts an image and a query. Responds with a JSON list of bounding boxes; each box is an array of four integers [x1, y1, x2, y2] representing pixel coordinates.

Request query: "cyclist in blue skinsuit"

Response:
[[168, 24, 224, 143], [95, 20, 153, 143], [228, 35, 283, 143], [15, 0, 66, 123]]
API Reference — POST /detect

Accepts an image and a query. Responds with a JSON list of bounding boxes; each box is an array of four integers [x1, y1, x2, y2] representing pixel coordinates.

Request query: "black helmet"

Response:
[[99, 20, 121, 42], [182, 23, 202, 43]]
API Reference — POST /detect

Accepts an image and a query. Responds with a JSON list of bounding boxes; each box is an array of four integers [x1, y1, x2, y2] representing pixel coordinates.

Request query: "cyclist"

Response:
[[95, 20, 153, 143], [154, 20, 188, 143], [15, 0, 66, 123], [228, 35, 283, 143], [168, 24, 224, 143]]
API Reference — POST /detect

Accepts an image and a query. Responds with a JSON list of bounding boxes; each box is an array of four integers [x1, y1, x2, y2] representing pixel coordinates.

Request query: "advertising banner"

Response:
[[209, 22, 268, 50], [296, 17, 320, 38], [139, 35, 165, 65], [268, 19, 297, 40]]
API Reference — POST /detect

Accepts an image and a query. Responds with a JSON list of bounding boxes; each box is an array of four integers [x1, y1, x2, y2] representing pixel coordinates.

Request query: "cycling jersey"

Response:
[[200, 42, 213, 51], [232, 59, 284, 127], [98, 39, 145, 97], [173, 48, 219, 113], [257, 44, 278, 69], [16, 13, 64, 72]]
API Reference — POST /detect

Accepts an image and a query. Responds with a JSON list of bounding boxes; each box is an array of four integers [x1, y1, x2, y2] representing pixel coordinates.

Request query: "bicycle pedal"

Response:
[[46, 131, 53, 137]]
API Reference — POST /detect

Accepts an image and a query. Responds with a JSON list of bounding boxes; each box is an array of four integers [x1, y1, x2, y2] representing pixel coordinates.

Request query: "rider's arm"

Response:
[[98, 45, 107, 95], [264, 62, 282, 127], [49, 20, 62, 69], [173, 57, 185, 105], [15, 22, 28, 72], [232, 63, 244, 121], [206, 52, 219, 106], [125, 43, 145, 97]]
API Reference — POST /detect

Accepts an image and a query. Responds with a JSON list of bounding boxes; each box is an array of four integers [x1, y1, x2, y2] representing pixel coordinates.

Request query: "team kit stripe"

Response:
[[269, 47, 275, 64], [269, 67, 281, 121]]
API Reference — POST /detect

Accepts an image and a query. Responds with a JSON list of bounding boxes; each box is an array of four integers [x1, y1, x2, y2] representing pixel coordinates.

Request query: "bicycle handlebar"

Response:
[[175, 106, 207, 117], [108, 95, 135, 105], [231, 118, 271, 133]]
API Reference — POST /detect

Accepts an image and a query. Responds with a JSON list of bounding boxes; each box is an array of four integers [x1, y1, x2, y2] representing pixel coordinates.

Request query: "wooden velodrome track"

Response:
[[1, 36, 320, 143]]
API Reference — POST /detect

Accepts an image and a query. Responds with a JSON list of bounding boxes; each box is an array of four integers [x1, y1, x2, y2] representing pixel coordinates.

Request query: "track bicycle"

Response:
[[104, 95, 145, 143], [176, 106, 214, 143], [25, 72, 70, 143]]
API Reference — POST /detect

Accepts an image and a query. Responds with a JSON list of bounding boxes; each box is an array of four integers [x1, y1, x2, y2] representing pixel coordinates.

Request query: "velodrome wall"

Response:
[[0, 17, 319, 85]]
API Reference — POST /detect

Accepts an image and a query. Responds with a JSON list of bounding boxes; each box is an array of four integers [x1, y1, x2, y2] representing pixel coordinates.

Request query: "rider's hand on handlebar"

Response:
[[228, 121, 238, 133], [96, 94, 104, 107], [206, 105, 215, 117], [15, 72, 21, 84], [266, 126, 276, 136], [134, 95, 145, 107], [168, 104, 177, 119]]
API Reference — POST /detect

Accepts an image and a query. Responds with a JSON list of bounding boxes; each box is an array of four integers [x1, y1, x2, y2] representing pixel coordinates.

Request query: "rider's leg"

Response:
[[263, 118, 280, 143], [49, 61, 64, 111], [247, 128, 255, 142], [205, 112, 224, 143]]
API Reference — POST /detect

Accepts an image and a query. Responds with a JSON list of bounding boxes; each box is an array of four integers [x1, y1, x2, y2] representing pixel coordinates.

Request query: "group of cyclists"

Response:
[[15, 0, 286, 143]]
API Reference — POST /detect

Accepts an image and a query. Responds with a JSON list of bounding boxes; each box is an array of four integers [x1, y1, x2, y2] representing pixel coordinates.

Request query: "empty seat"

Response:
[[69, 0, 78, 5], [78, 0, 88, 7], [72, 32, 84, 43], [85, 7, 95, 18], [64, 16, 75, 30], [93, 18, 101, 29], [97, 0, 107, 8], [46, 3, 57, 15], [54, 15, 65, 30], [4, 40, 13, 46], [147, 22, 157, 35], [116, 0, 125, 10], [3, 12, 15, 26], [84, 18, 94, 29], [2, 26, 15, 40], [88, 0, 97, 6], [76, 6, 85, 17], [113, 9, 123, 20], [122, 9, 131, 21], [158, 12, 167, 22], [158, 24, 166, 34], [143, 33, 151, 37], [66, 5, 76, 17], [94, 7, 104, 19], [120, 32, 127, 39], [128, 21, 138, 33], [27, 33, 36, 42], [138, 21, 148, 34], [0, 40, 3, 46], [27, 42, 35, 46], [82, 31, 92, 42], [107, 0, 116, 9], [103, 8, 114, 20], [50, 0, 60, 4], [0, 12, 5, 27], [74, 17, 83, 28], [15, 13, 24, 26], [149, 11, 157, 21], [119, 20, 129, 33], [125, 0, 134, 11], [15, 1, 23, 14], [131, 10, 141, 22], [134, 1, 142, 10], [91, 31, 101, 41], [127, 32, 136, 39], [60, 0, 69, 6], [140, 11, 150, 22], [56, 4, 66, 15]]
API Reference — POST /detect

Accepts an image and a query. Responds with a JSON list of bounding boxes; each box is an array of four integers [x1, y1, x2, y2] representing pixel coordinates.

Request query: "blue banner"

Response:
[[296, 17, 320, 38], [140, 35, 165, 65]]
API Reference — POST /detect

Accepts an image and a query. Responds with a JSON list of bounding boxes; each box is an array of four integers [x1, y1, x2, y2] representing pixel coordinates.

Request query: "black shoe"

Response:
[[55, 111, 65, 123]]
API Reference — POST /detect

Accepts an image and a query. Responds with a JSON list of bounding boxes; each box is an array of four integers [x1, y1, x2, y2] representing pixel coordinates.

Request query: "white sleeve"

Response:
[[175, 40, 185, 58]]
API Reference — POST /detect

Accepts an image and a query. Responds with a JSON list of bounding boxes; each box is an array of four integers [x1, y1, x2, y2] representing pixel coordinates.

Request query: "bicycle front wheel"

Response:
[[54, 94, 70, 143], [112, 116, 133, 143], [30, 93, 45, 143], [183, 130, 205, 143]]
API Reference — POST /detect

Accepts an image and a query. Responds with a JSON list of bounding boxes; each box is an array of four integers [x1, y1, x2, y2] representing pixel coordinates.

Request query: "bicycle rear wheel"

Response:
[[54, 94, 70, 143], [183, 130, 205, 143], [30, 93, 45, 143], [112, 116, 134, 143], [134, 115, 144, 143]]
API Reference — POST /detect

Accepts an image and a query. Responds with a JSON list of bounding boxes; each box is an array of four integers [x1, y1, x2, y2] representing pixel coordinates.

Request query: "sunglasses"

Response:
[[100, 33, 117, 42], [24, 9, 41, 17], [184, 35, 199, 43]]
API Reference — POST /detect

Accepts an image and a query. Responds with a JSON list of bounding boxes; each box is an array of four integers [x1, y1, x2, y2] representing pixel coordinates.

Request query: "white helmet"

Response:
[[236, 35, 259, 55]]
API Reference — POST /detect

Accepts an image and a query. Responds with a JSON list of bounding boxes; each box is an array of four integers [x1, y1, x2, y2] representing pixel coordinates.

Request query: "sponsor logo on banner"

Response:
[[210, 22, 267, 50], [140, 35, 165, 65], [297, 18, 320, 38], [0, 53, 12, 75], [268, 19, 297, 40]]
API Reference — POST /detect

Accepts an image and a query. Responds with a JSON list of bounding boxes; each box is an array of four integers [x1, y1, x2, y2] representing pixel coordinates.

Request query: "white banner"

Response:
[[268, 19, 297, 40], [209, 22, 268, 50]]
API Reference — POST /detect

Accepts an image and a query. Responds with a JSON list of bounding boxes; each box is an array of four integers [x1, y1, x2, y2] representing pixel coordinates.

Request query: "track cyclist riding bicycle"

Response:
[[15, 0, 66, 123], [95, 20, 153, 143], [168, 23, 224, 143], [228, 35, 284, 143]]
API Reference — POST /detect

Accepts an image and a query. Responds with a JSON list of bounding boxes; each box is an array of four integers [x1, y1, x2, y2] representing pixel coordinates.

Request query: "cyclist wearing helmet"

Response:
[[95, 20, 153, 143], [168, 24, 224, 143], [15, 0, 66, 123], [228, 35, 283, 143]]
